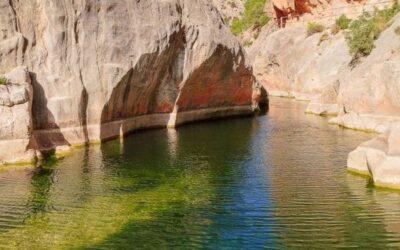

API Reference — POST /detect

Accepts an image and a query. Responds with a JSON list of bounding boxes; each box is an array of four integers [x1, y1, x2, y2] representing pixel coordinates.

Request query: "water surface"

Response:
[[0, 97, 400, 249]]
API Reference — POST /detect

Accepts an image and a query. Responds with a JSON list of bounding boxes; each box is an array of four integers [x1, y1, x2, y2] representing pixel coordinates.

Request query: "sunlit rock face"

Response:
[[249, 24, 351, 107], [0, 0, 256, 163], [332, 14, 400, 131]]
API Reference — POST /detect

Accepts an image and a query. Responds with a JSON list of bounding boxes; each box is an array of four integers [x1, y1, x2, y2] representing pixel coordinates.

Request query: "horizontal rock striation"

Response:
[[0, 0, 257, 164]]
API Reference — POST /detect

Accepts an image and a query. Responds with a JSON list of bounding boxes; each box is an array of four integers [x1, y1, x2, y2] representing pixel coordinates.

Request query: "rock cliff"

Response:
[[0, 0, 256, 164], [251, 4, 400, 188], [249, 23, 350, 116], [331, 13, 400, 132]]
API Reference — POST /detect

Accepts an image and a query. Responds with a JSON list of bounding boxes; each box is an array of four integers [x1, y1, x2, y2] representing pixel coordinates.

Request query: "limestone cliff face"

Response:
[[331, 14, 400, 132], [251, 9, 400, 119], [249, 24, 351, 115], [0, 0, 256, 163]]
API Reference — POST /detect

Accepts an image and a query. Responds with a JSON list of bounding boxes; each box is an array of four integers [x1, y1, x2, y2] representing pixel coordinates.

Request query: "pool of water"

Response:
[[0, 97, 400, 249]]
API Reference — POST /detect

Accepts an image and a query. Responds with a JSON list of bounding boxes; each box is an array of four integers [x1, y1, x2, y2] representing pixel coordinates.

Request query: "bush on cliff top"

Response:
[[346, 3, 400, 60], [231, 0, 270, 35], [307, 22, 325, 36]]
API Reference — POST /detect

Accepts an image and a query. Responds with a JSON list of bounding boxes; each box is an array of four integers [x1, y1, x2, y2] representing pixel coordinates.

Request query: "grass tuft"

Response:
[[0, 77, 7, 85], [307, 22, 325, 36]]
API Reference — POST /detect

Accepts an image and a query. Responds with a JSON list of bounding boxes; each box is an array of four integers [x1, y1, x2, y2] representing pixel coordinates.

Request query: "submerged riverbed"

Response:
[[0, 97, 399, 249]]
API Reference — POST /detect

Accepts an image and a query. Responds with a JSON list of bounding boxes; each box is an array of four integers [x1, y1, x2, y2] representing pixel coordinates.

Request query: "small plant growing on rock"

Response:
[[0, 77, 7, 85], [243, 40, 253, 47], [395, 26, 400, 36], [307, 22, 325, 36], [336, 14, 352, 30], [318, 32, 329, 45]]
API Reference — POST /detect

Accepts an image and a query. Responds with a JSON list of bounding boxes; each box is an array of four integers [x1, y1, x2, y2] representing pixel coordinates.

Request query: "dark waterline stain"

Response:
[[0, 98, 399, 249]]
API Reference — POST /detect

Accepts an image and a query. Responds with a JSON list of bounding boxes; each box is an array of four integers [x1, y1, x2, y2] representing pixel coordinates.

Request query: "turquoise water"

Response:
[[0, 97, 400, 249]]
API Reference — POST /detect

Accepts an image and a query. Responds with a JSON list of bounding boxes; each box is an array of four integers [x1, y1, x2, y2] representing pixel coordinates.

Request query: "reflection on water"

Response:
[[0, 97, 399, 249]]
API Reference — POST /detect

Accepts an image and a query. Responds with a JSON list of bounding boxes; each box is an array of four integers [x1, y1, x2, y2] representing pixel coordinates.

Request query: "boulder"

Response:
[[348, 122, 400, 188]]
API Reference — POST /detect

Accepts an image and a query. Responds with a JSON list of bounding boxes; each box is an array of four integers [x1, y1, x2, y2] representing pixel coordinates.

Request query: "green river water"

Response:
[[0, 97, 399, 249]]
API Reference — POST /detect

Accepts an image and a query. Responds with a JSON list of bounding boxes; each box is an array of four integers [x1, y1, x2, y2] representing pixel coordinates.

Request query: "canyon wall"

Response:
[[251, 3, 400, 122], [251, 1, 400, 188], [0, 0, 256, 164]]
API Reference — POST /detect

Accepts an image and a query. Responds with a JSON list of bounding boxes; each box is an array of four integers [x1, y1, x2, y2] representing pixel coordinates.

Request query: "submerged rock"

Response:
[[0, 0, 256, 164]]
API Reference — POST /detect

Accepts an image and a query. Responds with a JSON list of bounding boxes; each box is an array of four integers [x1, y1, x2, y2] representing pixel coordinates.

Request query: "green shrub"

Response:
[[0, 77, 7, 85], [336, 14, 352, 30], [230, 0, 270, 35], [346, 4, 400, 59], [307, 22, 325, 36]]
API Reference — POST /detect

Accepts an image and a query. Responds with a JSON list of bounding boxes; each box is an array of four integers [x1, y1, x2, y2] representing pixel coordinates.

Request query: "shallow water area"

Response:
[[0, 97, 399, 249]]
